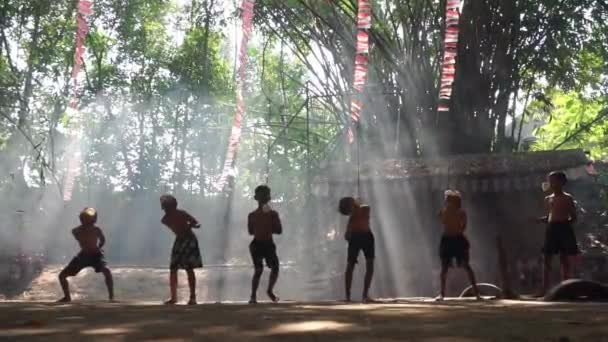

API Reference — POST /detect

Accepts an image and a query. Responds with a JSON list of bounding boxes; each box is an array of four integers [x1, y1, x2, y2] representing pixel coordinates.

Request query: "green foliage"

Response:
[[170, 28, 233, 96], [531, 90, 607, 160], [0, 0, 607, 201]]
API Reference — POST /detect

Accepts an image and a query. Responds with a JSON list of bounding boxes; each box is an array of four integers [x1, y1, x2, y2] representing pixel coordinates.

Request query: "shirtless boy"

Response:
[[339, 197, 375, 302], [58, 208, 114, 302], [536, 171, 579, 295], [437, 190, 480, 300], [248, 185, 282, 304]]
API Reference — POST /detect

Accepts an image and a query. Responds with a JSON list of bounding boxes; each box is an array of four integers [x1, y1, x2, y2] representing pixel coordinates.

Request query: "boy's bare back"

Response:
[[440, 208, 467, 236], [162, 209, 198, 237], [248, 209, 282, 241]]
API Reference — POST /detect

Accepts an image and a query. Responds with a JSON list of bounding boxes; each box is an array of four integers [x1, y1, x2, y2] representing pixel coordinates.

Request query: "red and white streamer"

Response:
[[437, 0, 461, 111], [215, 0, 256, 191], [348, 0, 372, 144], [63, 0, 92, 201]]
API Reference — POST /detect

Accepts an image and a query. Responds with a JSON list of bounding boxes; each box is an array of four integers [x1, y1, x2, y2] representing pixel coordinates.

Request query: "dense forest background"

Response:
[[0, 1, 607, 265]]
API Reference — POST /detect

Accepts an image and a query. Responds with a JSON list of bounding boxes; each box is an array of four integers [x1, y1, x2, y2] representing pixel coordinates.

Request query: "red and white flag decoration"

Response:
[[215, 0, 256, 191], [348, 0, 372, 144], [437, 0, 461, 112], [63, 0, 93, 201]]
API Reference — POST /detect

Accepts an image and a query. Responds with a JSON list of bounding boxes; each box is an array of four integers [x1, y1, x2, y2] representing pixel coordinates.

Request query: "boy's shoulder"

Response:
[[73, 224, 100, 233], [546, 192, 574, 200], [562, 191, 574, 199], [248, 208, 279, 217]]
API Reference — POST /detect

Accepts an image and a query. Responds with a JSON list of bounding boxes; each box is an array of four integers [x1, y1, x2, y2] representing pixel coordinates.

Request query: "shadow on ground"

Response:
[[1, 299, 607, 341]]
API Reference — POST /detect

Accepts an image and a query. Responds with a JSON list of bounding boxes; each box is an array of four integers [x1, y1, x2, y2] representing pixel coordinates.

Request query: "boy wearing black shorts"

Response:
[[248, 185, 282, 304], [58, 208, 114, 302], [339, 197, 375, 302], [536, 171, 579, 296], [437, 190, 480, 300]]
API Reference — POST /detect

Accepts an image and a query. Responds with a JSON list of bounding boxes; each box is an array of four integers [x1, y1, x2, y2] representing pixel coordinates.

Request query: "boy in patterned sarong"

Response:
[[160, 194, 202, 305]]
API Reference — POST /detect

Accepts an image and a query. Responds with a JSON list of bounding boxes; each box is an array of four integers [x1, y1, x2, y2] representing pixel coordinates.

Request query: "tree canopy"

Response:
[[0, 0, 607, 201]]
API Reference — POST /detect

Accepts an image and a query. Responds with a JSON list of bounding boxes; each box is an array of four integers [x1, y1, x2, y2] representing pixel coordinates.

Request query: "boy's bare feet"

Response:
[[362, 297, 378, 303], [164, 298, 177, 305], [532, 291, 546, 298], [434, 295, 444, 302], [56, 297, 71, 303], [187, 298, 197, 305], [267, 290, 279, 303], [248, 297, 257, 304]]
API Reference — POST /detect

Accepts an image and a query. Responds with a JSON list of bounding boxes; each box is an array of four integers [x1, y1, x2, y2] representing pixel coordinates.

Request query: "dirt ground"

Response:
[[1, 299, 607, 342]]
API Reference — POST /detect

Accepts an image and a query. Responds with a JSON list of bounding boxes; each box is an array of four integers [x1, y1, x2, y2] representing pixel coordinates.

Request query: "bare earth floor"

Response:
[[1, 299, 607, 342]]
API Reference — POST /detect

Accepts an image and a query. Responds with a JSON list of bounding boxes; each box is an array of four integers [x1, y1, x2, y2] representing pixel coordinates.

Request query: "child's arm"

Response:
[[247, 213, 254, 236], [534, 197, 550, 223], [272, 211, 283, 235], [460, 210, 468, 232], [184, 211, 200, 228], [568, 196, 578, 223], [344, 216, 352, 241], [97, 227, 106, 249]]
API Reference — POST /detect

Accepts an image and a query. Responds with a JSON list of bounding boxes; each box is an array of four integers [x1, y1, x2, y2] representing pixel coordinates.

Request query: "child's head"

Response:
[[160, 194, 178, 211], [79, 207, 97, 225], [338, 197, 355, 216], [444, 190, 462, 209], [548, 171, 567, 191], [254, 185, 271, 204]]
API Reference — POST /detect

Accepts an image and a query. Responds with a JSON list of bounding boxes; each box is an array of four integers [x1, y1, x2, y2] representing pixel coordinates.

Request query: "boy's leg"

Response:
[[58, 269, 72, 302], [266, 244, 280, 302], [345, 261, 355, 302], [250, 266, 263, 303], [249, 241, 263, 303], [57, 256, 83, 302], [439, 264, 448, 300], [186, 269, 196, 304], [345, 238, 359, 302], [362, 233, 375, 302], [165, 268, 178, 304], [267, 265, 279, 302], [101, 267, 114, 301], [541, 254, 553, 296], [362, 259, 374, 301], [559, 254, 572, 281], [464, 264, 481, 299]]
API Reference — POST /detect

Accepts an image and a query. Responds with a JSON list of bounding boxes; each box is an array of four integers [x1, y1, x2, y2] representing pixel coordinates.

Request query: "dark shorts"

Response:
[[250, 239, 279, 269], [440, 234, 470, 268], [347, 231, 375, 264], [62, 251, 107, 276], [542, 222, 579, 256], [170, 233, 203, 270]]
